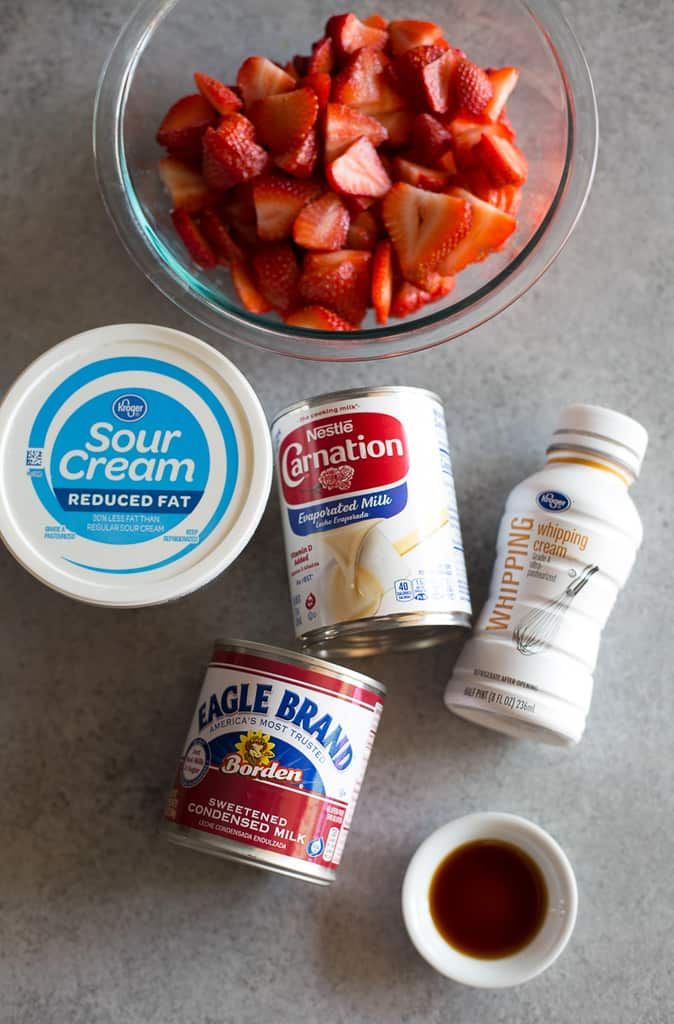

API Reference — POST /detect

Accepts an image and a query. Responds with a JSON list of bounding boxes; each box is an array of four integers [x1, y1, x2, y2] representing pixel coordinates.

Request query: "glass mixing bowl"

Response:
[[94, 0, 597, 361]]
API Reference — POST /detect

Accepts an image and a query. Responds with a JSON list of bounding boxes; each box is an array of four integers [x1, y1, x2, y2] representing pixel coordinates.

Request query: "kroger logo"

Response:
[[112, 394, 148, 422], [537, 490, 572, 513]]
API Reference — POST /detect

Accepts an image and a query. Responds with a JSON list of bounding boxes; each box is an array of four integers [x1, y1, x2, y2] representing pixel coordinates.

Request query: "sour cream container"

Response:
[[0, 324, 272, 606]]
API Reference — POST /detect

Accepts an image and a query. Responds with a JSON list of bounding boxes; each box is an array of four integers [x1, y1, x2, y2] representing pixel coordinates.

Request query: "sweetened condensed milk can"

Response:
[[272, 387, 472, 658]]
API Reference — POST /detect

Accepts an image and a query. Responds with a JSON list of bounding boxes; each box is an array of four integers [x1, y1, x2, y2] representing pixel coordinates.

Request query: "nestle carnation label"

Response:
[[272, 388, 472, 641]]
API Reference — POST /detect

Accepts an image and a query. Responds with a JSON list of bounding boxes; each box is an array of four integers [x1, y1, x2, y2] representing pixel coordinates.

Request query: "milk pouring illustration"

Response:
[[445, 404, 648, 746]]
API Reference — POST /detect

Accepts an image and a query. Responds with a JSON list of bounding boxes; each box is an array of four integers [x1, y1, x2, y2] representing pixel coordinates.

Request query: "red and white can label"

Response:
[[165, 646, 384, 871]]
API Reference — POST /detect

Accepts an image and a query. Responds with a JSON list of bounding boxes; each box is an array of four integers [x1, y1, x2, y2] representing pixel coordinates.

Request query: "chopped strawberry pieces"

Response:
[[382, 182, 471, 281], [293, 192, 350, 251], [157, 94, 217, 158], [390, 280, 431, 317], [392, 157, 448, 192], [347, 209, 381, 250], [194, 73, 242, 115], [200, 208, 245, 263], [300, 72, 332, 109], [307, 36, 335, 75], [251, 87, 319, 154], [252, 243, 301, 311], [202, 115, 269, 189], [285, 306, 354, 330], [253, 174, 322, 240], [332, 48, 406, 114], [371, 240, 393, 324], [484, 66, 519, 122], [421, 49, 460, 114], [439, 187, 516, 274], [324, 102, 388, 163], [327, 136, 391, 197], [362, 13, 389, 31], [410, 114, 452, 165], [373, 110, 414, 147], [453, 59, 494, 117], [392, 44, 447, 108], [159, 157, 212, 213], [388, 20, 444, 56], [274, 127, 319, 178], [299, 250, 372, 324], [326, 13, 388, 60], [171, 209, 218, 268], [230, 261, 272, 312], [476, 133, 528, 185], [236, 56, 296, 109]]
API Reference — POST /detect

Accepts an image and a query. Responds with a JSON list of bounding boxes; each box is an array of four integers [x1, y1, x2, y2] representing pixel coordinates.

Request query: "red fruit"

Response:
[[236, 56, 296, 110], [344, 195, 377, 215], [300, 72, 332, 109], [382, 182, 472, 281], [170, 209, 218, 268], [363, 13, 389, 30], [231, 260, 272, 312], [428, 273, 456, 298], [299, 250, 372, 324], [449, 116, 514, 170], [251, 87, 319, 154], [327, 136, 392, 198], [200, 208, 245, 263], [194, 73, 242, 115], [307, 36, 335, 75], [274, 127, 319, 178], [326, 13, 388, 61], [324, 102, 388, 163], [439, 187, 516, 274], [476, 133, 528, 186], [392, 157, 448, 192], [284, 60, 302, 82], [388, 20, 444, 56], [390, 280, 431, 318], [158, 156, 211, 212], [371, 240, 393, 324], [202, 115, 269, 190], [252, 243, 300, 311], [374, 110, 415, 147], [438, 149, 457, 175], [410, 114, 452, 165], [293, 192, 350, 251], [422, 49, 460, 114], [484, 67, 520, 122], [285, 306, 354, 331], [392, 44, 447, 107], [347, 209, 381, 250], [253, 174, 322, 240], [293, 55, 311, 77], [332, 48, 407, 115], [453, 59, 494, 117], [157, 93, 217, 157]]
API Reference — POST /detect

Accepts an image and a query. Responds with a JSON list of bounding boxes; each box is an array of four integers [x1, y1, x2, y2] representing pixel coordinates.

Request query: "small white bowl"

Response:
[[402, 812, 578, 988]]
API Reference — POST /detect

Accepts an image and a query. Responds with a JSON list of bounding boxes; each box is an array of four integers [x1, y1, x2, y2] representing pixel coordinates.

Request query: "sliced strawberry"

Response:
[[283, 60, 302, 82], [158, 156, 212, 212], [327, 137, 392, 198], [253, 174, 322, 240], [390, 280, 431, 318], [157, 94, 217, 157], [194, 73, 242, 115], [332, 48, 407, 115], [476, 133, 528, 185], [299, 250, 372, 324], [422, 49, 460, 114], [344, 195, 377, 215], [438, 149, 457, 175], [324, 102, 388, 163], [428, 273, 456, 298], [300, 72, 332, 109], [274, 127, 319, 178], [409, 114, 452, 165], [454, 167, 500, 206], [453, 59, 493, 117], [307, 35, 335, 75], [326, 13, 388, 61], [231, 260, 272, 312], [252, 243, 300, 312], [388, 20, 444, 56], [200, 208, 245, 263], [363, 13, 389, 30], [371, 240, 393, 324], [382, 182, 471, 281], [392, 44, 447, 107], [392, 157, 449, 192], [251, 87, 319, 154], [347, 209, 381, 250], [450, 117, 514, 170], [374, 110, 415, 147], [484, 67, 519, 122], [171, 209, 217, 268], [236, 56, 296, 110], [202, 115, 269, 190], [293, 192, 350, 251], [285, 306, 354, 331], [498, 184, 522, 215], [439, 187, 516, 274]]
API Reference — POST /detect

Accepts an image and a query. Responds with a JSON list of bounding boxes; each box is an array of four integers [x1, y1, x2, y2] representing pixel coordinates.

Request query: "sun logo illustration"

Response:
[[235, 730, 275, 767]]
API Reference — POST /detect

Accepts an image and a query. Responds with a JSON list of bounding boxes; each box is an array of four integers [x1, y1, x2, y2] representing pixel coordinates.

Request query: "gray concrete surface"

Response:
[[1, 1, 673, 1022]]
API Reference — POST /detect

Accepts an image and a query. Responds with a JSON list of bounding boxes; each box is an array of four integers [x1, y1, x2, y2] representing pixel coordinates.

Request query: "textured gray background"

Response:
[[1, 1, 673, 1022]]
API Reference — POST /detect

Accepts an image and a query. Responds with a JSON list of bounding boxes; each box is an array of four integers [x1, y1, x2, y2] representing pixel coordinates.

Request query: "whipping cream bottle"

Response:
[[272, 387, 472, 659], [445, 404, 648, 745]]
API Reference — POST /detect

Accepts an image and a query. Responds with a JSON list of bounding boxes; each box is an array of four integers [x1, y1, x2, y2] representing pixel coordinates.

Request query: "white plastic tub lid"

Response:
[[0, 324, 272, 607]]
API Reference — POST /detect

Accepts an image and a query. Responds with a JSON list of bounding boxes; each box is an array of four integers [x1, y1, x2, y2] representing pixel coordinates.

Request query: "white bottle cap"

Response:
[[548, 403, 648, 478]]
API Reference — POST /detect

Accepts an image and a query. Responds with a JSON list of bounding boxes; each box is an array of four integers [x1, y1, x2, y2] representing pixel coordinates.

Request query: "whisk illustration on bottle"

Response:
[[513, 564, 600, 656]]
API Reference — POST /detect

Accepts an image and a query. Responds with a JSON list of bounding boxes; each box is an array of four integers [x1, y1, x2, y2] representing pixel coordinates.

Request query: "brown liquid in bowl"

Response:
[[429, 839, 548, 958]]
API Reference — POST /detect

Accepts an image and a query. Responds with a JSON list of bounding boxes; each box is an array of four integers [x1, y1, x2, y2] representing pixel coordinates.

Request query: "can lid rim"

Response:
[[271, 385, 443, 426]]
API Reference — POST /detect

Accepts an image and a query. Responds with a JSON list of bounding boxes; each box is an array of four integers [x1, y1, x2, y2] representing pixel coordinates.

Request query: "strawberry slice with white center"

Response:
[[202, 114, 269, 189], [382, 182, 472, 281], [332, 48, 407, 115], [484, 67, 520, 122], [438, 187, 517, 274], [476, 133, 528, 186], [307, 36, 335, 75], [299, 250, 373, 324], [285, 306, 355, 331], [253, 174, 322, 240], [194, 73, 242, 115], [251, 87, 319, 154], [200, 208, 245, 263], [327, 136, 392, 198], [324, 102, 388, 163], [422, 49, 460, 114], [388, 20, 444, 56], [157, 94, 217, 157], [236, 56, 296, 110], [371, 239, 393, 324], [453, 59, 494, 117], [293, 192, 350, 251], [274, 127, 319, 178], [326, 13, 388, 61], [252, 243, 301, 311], [393, 156, 449, 192], [171, 209, 218, 268], [158, 156, 212, 212]]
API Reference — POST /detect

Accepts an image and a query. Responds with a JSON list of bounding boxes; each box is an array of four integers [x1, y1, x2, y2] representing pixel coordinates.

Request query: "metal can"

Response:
[[164, 639, 385, 885], [271, 387, 472, 658]]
